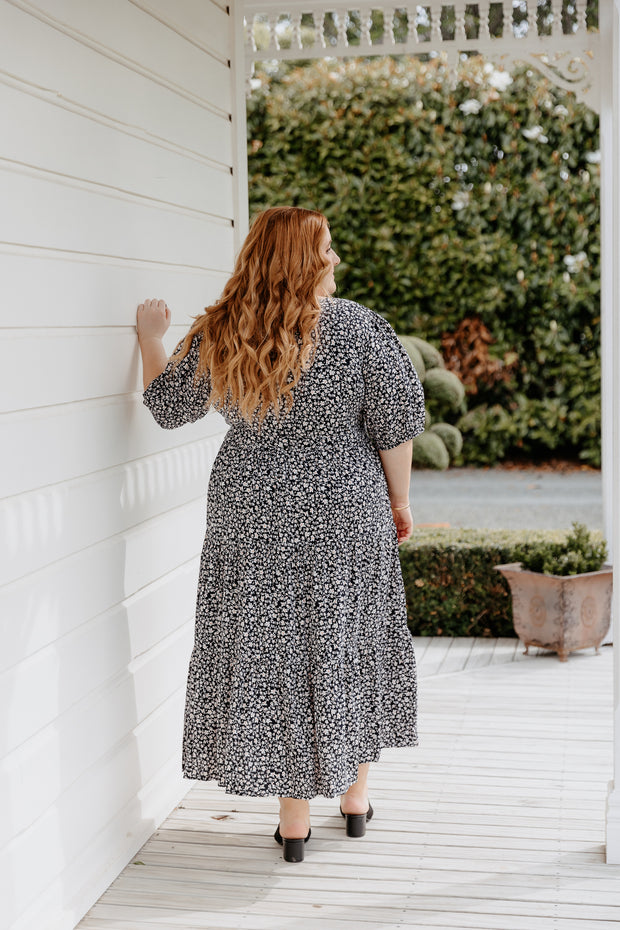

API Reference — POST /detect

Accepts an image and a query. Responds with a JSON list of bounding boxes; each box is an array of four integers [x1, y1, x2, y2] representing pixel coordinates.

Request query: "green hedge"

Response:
[[248, 56, 601, 466], [398, 528, 570, 637]]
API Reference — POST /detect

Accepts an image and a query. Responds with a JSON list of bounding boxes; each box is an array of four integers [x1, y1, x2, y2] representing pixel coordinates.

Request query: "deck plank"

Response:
[[434, 636, 476, 674], [76, 642, 618, 930], [416, 636, 453, 676], [78, 909, 620, 930]]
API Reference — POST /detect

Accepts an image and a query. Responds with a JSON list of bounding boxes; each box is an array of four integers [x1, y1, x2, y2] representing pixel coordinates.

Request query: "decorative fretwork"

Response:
[[242, 0, 601, 109]]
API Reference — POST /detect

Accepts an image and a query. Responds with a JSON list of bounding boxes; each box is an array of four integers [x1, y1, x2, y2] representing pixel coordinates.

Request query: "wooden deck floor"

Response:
[[77, 640, 618, 930]]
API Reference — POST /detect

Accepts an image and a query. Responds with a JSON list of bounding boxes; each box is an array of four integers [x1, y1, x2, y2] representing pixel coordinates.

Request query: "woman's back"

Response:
[[145, 296, 424, 546], [146, 296, 423, 451]]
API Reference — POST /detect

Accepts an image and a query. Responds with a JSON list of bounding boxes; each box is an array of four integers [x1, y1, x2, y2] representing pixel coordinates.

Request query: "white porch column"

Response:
[[606, 0, 620, 865], [602, 12, 615, 555], [231, 0, 250, 251]]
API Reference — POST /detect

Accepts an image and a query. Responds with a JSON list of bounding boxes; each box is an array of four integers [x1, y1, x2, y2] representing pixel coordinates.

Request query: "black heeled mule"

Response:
[[274, 824, 312, 862], [340, 802, 374, 837]]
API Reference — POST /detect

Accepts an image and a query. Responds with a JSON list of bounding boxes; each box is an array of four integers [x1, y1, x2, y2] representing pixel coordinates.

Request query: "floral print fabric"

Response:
[[143, 297, 425, 798]]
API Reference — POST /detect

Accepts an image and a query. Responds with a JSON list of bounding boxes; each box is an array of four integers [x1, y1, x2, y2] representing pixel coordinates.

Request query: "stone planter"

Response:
[[494, 562, 613, 662]]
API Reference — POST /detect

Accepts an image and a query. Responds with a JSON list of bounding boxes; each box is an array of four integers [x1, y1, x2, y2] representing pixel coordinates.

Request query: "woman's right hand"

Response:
[[137, 298, 171, 341]]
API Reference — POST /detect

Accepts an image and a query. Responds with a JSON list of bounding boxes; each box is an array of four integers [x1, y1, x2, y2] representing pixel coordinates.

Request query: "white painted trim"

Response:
[[231, 0, 250, 253], [606, 0, 620, 865], [607, 781, 620, 863], [601, 2, 614, 563], [241, 0, 600, 108]]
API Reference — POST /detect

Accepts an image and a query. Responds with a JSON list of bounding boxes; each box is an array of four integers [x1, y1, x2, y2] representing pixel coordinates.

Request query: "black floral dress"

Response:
[[143, 297, 425, 799]]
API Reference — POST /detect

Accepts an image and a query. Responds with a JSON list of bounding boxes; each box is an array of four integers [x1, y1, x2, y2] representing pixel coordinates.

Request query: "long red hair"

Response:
[[174, 206, 330, 424]]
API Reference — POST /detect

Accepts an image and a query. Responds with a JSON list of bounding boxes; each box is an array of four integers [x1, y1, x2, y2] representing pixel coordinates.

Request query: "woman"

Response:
[[137, 206, 425, 862]]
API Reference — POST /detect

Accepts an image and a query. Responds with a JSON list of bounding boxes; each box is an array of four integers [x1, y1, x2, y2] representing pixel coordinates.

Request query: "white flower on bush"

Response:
[[522, 126, 548, 143], [586, 151, 601, 164], [563, 251, 589, 273], [451, 191, 470, 211], [516, 269, 525, 282], [554, 105, 569, 117], [459, 99, 482, 115], [487, 69, 513, 92]]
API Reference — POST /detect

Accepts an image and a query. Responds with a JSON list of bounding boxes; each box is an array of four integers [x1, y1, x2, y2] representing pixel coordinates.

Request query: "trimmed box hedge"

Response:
[[398, 528, 571, 638]]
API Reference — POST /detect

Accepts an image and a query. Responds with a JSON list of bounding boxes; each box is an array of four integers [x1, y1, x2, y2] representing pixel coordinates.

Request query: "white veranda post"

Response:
[[237, 0, 618, 859], [605, 0, 620, 865]]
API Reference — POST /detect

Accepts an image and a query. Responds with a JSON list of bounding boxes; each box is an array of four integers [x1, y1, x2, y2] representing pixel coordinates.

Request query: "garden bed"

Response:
[[399, 527, 571, 638]]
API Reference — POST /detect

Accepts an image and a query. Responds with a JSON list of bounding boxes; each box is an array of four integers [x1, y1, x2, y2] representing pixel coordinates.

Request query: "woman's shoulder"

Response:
[[321, 296, 399, 347], [169, 329, 204, 364], [321, 296, 393, 334]]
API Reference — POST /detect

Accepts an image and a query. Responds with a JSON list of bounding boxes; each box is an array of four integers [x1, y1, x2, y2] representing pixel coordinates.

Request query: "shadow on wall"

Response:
[[0, 422, 224, 928]]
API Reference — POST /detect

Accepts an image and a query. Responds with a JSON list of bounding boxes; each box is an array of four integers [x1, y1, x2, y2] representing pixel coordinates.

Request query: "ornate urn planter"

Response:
[[494, 563, 613, 662]]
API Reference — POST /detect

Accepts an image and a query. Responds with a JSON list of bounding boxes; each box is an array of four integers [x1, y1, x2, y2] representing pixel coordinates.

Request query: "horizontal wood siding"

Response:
[[0, 2, 240, 929]]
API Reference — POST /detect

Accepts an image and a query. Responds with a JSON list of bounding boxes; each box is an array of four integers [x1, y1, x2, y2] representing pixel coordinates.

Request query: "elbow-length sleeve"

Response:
[[143, 335, 211, 429], [362, 312, 426, 450]]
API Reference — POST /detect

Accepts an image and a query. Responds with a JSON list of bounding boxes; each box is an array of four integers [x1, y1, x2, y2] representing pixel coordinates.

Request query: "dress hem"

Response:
[[182, 736, 419, 799]]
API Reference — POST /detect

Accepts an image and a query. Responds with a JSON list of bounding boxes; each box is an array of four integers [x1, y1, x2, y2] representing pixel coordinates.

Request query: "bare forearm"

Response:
[[378, 440, 412, 506], [139, 335, 168, 390], [136, 299, 171, 389]]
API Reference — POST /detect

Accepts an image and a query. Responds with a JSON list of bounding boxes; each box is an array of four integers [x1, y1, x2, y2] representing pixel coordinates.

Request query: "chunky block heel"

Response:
[[274, 825, 311, 862], [340, 802, 374, 838]]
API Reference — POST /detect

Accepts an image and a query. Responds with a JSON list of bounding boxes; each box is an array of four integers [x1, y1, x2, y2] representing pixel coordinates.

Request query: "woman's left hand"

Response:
[[137, 298, 171, 341], [391, 505, 414, 544]]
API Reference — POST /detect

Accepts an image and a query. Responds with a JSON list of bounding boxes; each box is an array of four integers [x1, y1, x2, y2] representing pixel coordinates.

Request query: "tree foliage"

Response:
[[247, 56, 601, 465]]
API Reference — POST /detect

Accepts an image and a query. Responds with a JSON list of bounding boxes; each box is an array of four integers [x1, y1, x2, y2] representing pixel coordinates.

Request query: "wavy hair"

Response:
[[174, 206, 330, 424]]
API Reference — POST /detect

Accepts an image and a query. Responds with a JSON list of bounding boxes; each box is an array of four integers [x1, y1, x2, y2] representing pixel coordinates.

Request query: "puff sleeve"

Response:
[[143, 335, 211, 429], [362, 312, 425, 450]]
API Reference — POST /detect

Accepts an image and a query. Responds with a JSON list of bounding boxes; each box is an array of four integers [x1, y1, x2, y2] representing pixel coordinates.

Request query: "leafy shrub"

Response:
[[424, 368, 466, 413], [398, 335, 426, 380], [399, 334, 466, 467], [430, 422, 463, 459], [247, 56, 601, 466], [409, 336, 444, 371], [441, 316, 518, 394], [399, 527, 574, 637], [410, 431, 450, 470], [519, 521, 607, 575]]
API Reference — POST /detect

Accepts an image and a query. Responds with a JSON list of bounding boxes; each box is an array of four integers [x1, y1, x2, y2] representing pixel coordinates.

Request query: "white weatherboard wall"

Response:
[[0, 2, 247, 929]]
